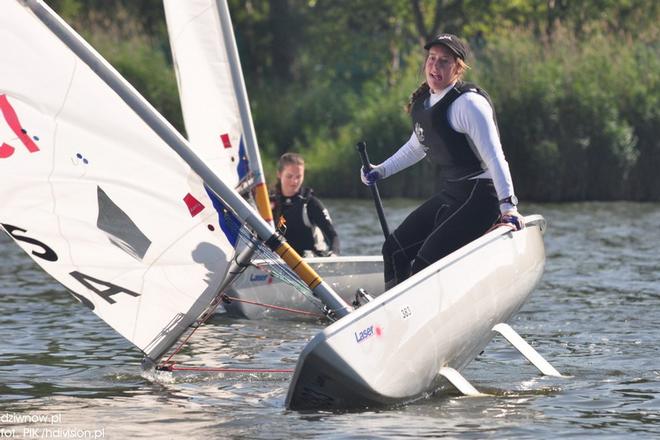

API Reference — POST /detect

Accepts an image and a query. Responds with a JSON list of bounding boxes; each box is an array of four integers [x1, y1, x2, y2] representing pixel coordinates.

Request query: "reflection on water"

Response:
[[1, 201, 659, 438]]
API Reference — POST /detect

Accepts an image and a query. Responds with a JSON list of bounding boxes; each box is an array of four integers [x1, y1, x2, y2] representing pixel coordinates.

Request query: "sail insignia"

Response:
[[97, 186, 152, 261]]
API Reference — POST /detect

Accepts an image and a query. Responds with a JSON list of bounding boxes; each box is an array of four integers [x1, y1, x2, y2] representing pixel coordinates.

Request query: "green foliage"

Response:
[[300, 56, 437, 198], [472, 29, 655, 201], [625, 42, 660, 200], [296, 28, 658, 202], [48, 0, 82, 20], [52, 1, 184, 133], [253, 2, 659, 201], [46, 0, 660, 201], [95, 37, 184, 133]]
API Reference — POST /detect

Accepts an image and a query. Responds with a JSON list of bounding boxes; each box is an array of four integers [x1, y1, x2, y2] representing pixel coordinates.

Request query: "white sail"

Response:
[[0, 0, 240, 360], [163, 0, 271, 220], [163, 0, 243, 187], [162, 0, 386, 320]]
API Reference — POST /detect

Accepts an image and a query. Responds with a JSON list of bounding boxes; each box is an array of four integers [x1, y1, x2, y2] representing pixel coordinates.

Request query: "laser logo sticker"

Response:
[[354, 324, 383, 343]]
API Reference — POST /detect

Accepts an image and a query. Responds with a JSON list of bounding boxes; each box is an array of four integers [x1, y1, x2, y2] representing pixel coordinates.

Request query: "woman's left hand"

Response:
[[360, 164, 383, 186], [501, 210, 525, 230]]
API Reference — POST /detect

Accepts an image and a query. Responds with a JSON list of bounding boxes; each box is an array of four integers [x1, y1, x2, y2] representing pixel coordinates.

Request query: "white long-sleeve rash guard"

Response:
[[376, 83, 517, 214]]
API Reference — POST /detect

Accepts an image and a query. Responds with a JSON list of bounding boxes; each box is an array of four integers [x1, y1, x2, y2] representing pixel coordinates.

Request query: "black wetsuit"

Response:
[[271, 187, 340, 257], [383, 82, 501, 287]]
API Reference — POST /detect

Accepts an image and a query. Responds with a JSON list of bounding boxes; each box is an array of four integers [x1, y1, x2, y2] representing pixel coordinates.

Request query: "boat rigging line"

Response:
[[221, 295, 325, 319]]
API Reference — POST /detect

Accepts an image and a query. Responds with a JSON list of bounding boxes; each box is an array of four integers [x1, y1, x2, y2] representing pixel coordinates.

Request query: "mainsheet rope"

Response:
[[222, 295, 325, 318], [157, 292, 323, 373]]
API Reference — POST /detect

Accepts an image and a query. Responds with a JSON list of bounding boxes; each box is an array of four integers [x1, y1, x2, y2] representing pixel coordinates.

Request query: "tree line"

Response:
[[48, 0, 660, 201]]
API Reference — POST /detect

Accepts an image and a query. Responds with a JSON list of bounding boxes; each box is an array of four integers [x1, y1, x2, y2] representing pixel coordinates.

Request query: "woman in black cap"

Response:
[[361, 33, 523, 289]]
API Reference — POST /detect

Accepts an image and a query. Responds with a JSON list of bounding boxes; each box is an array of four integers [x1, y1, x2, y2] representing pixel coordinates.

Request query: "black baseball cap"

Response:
[[424, 33, 468, 60]]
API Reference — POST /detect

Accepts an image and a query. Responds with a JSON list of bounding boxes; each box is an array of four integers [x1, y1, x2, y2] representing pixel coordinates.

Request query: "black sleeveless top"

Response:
[[410, 81, 496, 181], [270, 187, 340, 256]]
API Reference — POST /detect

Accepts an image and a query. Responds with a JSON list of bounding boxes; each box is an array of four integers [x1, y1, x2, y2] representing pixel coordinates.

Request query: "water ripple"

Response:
[[1, 201, 660, 438]]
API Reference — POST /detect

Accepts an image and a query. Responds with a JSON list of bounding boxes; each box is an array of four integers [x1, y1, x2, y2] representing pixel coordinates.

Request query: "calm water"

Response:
[[1, 200, 659, 439]]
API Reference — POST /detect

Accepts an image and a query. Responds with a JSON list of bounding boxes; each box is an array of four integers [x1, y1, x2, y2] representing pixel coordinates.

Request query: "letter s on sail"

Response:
[[1, 223, 58, 261]]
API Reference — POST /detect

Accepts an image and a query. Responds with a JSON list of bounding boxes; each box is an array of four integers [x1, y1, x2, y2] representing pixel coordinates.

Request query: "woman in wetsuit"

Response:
[[361, 33, 524, 289], [271, 153, 340, 257]]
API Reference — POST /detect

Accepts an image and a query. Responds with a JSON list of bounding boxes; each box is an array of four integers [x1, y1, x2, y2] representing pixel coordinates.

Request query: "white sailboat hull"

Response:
[[222, 256, 384, 320], [286, 215, 546, 410]]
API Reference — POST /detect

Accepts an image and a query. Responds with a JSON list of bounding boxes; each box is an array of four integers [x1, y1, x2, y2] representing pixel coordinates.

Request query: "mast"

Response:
[[22, 0, 352, 319], [214, 0, 273, 224]]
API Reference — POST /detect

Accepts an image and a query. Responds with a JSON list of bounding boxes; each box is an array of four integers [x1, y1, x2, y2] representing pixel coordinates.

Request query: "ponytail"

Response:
[[405, 82, 430, 113]]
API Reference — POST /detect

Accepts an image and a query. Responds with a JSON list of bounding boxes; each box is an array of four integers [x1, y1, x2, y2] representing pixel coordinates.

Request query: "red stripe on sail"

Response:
[[0, 142, 15, 159], [183, 193, 205, 217], [220, 133, 232, 149], [0, 94, 40, 158]]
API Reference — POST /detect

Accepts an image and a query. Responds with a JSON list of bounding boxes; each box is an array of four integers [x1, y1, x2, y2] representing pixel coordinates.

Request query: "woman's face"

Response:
[[278, 163, 304, 197], [425, 45, 459, 93]]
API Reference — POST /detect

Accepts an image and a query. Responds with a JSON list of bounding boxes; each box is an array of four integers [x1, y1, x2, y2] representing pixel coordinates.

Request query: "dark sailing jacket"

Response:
[[410, 81, 496, 181], [270, 187, 340, 256]]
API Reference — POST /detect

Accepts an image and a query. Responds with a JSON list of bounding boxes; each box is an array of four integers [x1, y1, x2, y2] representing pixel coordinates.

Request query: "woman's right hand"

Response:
[[501, 210, 525, 230], [360, 164, 383, 186]]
